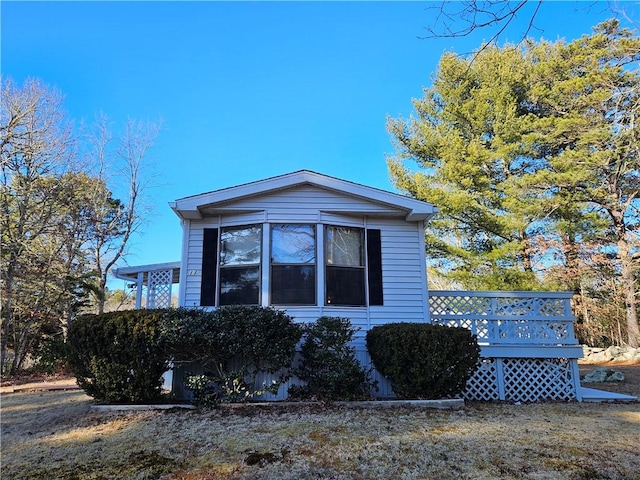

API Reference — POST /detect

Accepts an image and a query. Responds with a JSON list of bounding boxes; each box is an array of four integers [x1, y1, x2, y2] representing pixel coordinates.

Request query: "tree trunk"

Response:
[[561, 233, 581, 293], [618, 237, 639, 347], [97, 273, 107, 314], [521, 233, 533, 272], [1, 260, 15, 374]]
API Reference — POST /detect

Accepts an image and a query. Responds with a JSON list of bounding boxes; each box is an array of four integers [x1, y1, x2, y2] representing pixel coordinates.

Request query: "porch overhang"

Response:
[[114, 261, 181, 285]]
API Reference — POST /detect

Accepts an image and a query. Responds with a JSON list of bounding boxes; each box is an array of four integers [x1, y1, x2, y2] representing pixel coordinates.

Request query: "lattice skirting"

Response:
[[172, 355, 581, 403], [464, 357, 579, 402]]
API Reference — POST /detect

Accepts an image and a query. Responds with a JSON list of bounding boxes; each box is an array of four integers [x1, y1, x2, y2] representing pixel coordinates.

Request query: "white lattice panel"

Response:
[[500, 358, 577, 402], [464, 359, 500, 401], [538, 298, 566, 317], [495, 297, 534, 315], [497, 319, 572, 343], [464, 358, 578, 402], [147, 269, 173, 308], [430, 292, 573, 319], [429, 295, 491, 315], [495, 297, 568, 317]]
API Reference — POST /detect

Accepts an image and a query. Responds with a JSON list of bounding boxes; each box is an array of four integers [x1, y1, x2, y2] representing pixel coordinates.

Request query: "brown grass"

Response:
[[1, 367, 639, 480]]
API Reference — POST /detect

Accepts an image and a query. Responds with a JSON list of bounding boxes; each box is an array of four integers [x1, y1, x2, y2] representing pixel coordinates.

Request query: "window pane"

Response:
[[325, 226, 363, 266], [220, 267, 260, 305], [220, 225, 262, 266], [325, 266, 365, 306], [271, 224, 315, 264], [271, 265, 316, 305]]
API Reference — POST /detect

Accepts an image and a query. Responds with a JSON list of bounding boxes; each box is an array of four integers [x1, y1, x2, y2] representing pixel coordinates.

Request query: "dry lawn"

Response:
[[1, 367, 639, 480]]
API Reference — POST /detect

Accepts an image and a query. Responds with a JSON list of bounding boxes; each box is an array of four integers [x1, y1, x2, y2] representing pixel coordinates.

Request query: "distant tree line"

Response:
[[388, 20, 639, 347], [1, 77, 160, 374]]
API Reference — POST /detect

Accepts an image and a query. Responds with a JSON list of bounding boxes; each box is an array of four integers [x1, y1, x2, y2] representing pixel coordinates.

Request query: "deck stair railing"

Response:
[[428, 291, 583, 402]]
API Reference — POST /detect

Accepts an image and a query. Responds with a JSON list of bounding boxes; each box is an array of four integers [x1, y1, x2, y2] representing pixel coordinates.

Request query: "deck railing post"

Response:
[[168, 269, 174, 307], [489, 296, 499, 344], [495, 359, 506, 401]]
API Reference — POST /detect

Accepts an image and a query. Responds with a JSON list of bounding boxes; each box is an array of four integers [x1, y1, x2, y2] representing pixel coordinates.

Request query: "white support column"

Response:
[[261, 223, 270, 307], [317, 223, 325, 315], [136, 272, 144, 310], [146, 272, 152, 308]]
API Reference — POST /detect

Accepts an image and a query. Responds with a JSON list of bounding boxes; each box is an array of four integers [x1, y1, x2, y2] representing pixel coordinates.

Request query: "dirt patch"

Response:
[[0, 369, 74, 387], [0, 375, 79, 394], [579, 363, 640, 398]]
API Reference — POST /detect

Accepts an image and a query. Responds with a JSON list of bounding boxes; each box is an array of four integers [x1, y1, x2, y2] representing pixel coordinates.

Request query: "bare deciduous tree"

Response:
[[1, 77, 161, 373], [423, 1, 542, 46], [83, 115, 161, 314], [423, 1, 637, 48], [1, 77, 75, 372]]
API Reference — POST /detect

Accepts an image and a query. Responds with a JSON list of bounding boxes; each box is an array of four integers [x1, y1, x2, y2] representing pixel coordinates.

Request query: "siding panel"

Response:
[[181, 186, 429, 320]]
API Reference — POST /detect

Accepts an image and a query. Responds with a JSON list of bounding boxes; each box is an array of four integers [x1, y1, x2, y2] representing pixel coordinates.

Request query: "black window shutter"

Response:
[[200, 228, 218, 306], [366, 229, 383, 305]]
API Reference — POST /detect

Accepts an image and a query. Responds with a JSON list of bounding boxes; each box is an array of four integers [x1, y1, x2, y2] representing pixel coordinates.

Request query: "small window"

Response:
[[219, 225, 261, 305], [271, 224, 316, 305], [325, 225, 365, 306]]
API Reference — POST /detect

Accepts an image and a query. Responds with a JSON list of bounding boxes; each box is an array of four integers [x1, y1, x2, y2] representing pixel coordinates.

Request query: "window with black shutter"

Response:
[[324, 225, 365, 306], [219, 225, 262, 305]]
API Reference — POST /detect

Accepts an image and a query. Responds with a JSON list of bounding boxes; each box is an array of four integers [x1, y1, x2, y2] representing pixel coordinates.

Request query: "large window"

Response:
[[270, 224, 316, 305], [202, 223, 382, 308], [219, 225, 262, 305], [325, 225, 365, 306]]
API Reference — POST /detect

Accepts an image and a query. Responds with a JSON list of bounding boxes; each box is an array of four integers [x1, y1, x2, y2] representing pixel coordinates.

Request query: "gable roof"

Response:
[[169, 170, 438, 222]]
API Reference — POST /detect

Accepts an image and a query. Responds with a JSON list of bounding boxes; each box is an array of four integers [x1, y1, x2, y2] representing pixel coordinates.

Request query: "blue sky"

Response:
[[2, 1, 634, 286]]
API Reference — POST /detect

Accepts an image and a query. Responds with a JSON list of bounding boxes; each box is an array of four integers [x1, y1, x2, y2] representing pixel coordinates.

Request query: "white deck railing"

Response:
[[428, 291, 582, 401], [428, 291, 577, 346]]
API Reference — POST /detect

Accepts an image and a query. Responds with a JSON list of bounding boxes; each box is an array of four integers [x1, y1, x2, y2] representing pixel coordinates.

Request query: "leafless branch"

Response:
[[421, 0, 542, 45]]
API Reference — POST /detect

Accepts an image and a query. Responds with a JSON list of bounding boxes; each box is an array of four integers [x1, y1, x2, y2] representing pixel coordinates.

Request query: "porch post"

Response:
[[135, 272, 144, 310]]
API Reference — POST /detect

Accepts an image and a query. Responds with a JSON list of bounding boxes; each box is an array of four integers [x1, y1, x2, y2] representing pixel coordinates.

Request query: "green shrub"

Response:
[[67, 309, 171, 403], [184, 374, 219, 408], [32, 333, 69, 374], [288, 317, 376, 401], [162, 308, 219, 365], [213, 305, 302, 378], [366, 323, 480, 399], [167, 306, 302, 402]]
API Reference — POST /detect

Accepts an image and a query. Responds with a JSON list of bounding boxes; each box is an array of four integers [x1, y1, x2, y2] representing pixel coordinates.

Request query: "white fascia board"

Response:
[[169, 201, 201, 220], [114, 261, 181, 281], [170, 170, 438, 223], [302, 171, 438, 222]]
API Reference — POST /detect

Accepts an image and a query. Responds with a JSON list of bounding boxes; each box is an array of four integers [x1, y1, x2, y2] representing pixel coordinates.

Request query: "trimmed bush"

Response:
[[67, 309, 171, 403], [288, 316, 376, 401], [166, 306, 302, 403], [213, 305, 302, 378], [162, 308, 219, 366], [366, 323, 480, 399]]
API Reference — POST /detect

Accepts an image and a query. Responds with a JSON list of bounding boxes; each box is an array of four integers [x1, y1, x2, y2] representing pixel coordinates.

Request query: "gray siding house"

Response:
[[116, 170, 634, 402], [171, 170, 436, 331]]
